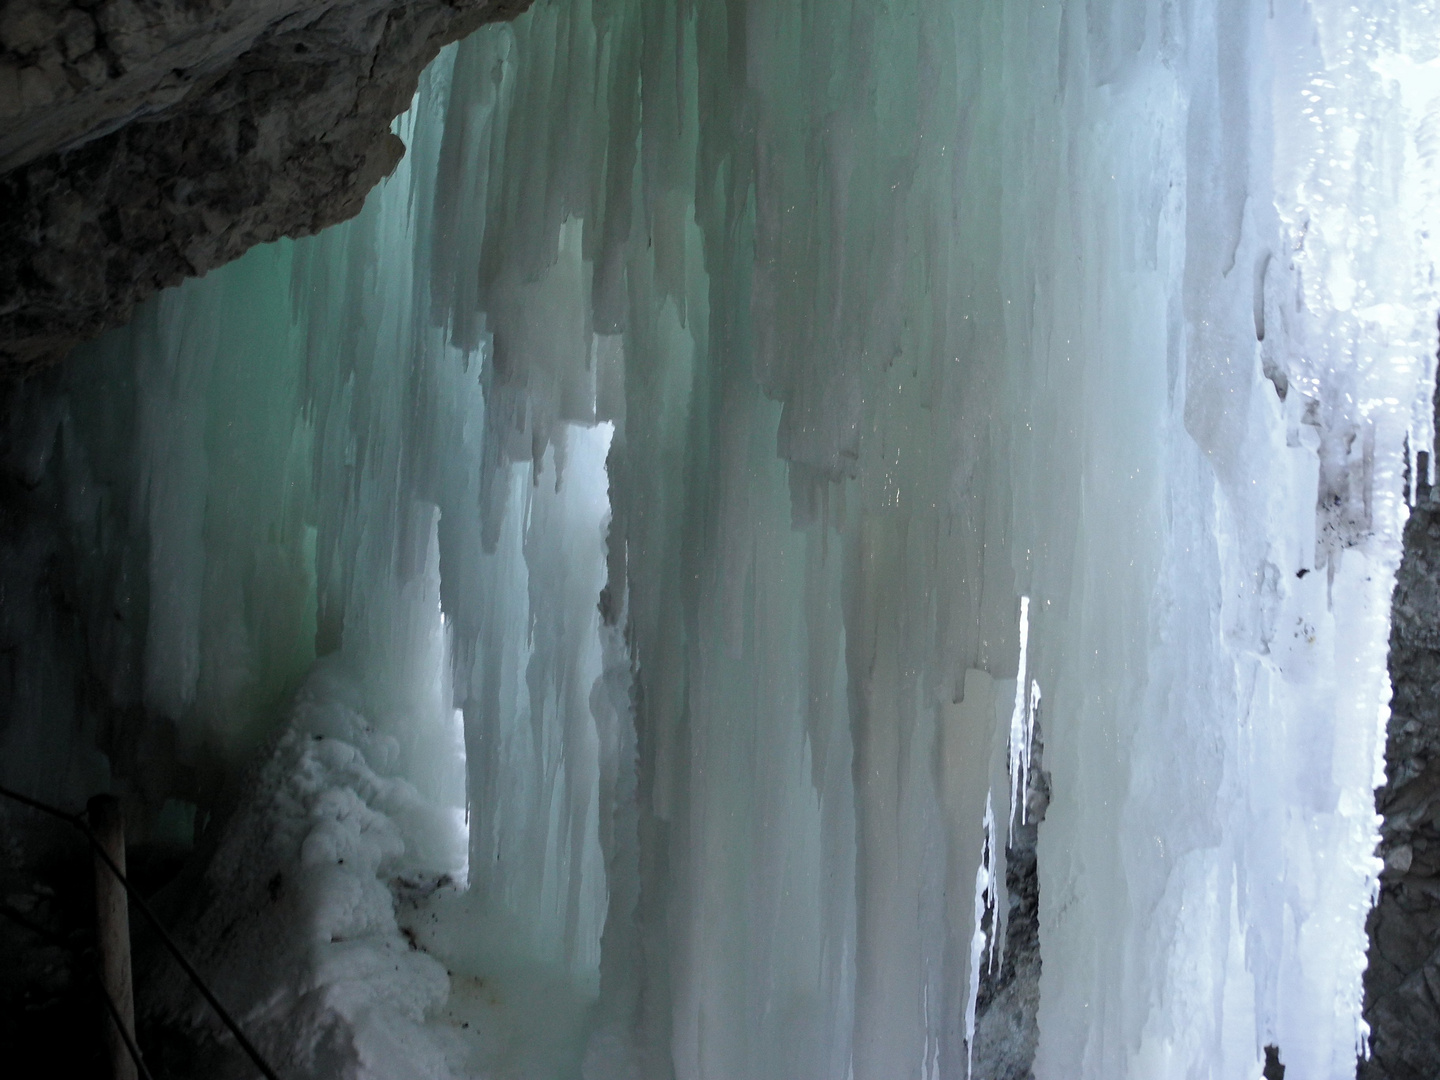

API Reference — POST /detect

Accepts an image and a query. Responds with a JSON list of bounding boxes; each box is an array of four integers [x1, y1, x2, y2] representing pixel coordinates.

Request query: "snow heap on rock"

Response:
[[6, 0, 1440, 1078]]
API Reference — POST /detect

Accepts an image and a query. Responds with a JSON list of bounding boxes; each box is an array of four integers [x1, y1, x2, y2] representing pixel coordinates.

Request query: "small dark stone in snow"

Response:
[[1296, 568, 1310, 578]]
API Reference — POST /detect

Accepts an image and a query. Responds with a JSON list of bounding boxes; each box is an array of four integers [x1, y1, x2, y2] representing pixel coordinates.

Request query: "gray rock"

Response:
[[1362, 499, 1440, 1076], [0, 0, 530, 373]]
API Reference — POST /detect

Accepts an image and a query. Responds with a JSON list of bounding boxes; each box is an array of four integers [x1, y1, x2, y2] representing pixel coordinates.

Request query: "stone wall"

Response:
[[1363, 482, 1440, 1075]]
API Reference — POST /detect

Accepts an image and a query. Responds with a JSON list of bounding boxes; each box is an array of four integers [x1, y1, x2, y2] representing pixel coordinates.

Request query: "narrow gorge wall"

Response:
[[1365, 479, 1440, 1076]]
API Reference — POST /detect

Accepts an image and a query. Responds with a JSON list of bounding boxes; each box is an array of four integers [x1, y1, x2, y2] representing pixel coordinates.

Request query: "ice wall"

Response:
[[1, 45, 616, 1072], [4, 0, 1440, 1078]]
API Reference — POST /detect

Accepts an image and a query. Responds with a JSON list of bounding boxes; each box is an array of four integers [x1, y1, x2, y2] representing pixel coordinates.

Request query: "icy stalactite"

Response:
[[1008, 597, 1033, 836], [4, 0, 1440, 1078], [968, 792, 1000, 1075]]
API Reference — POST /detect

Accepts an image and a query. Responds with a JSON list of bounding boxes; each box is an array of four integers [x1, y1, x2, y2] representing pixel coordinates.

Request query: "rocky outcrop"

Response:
[[0, 0, 530, 374], [1362, 486, 1440, 1076], [971, 726, 1049, 1079]]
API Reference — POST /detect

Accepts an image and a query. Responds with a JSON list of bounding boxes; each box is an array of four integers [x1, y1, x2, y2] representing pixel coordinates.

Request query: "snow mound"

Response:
[[152, 659, 465, 1080]]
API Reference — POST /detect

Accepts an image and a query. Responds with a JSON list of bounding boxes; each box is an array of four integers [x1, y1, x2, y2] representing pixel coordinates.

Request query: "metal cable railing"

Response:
[[0, 783, 281, 1080]]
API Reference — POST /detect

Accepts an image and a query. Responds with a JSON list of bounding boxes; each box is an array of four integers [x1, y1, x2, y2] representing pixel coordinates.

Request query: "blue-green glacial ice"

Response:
[[4, 0, 1439, 1077]]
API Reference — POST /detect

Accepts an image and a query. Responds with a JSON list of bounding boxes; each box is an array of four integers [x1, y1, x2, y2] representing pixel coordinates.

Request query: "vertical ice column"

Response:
[[461, 421, 613, 977]]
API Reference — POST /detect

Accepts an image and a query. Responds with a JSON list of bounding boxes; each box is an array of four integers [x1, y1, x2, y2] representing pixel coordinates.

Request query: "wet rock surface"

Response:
[[1363, 496, 1440, 1076], [0, 0, 530, 373]]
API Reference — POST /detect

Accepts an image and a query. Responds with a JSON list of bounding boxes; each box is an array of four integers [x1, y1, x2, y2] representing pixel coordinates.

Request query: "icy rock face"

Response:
[[1363, 495, 1440, 1078], [0, 0, 531, 372], [5, 0, 1440, 1079]]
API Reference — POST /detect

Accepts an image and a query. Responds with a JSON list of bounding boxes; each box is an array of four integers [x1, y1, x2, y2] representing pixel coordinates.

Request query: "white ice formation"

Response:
[[7, 0, 1440, 1077]]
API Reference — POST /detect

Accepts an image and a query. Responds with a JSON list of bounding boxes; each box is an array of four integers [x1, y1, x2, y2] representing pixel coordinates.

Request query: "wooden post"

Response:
[[89, 794, 138, 1080]]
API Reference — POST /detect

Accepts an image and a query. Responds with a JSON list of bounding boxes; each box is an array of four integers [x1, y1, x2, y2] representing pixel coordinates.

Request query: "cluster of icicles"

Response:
[[9, 0, 1440, 1077]]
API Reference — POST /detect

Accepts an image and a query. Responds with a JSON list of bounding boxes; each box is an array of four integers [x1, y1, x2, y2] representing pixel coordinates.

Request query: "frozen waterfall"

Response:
[[4, 0, 1439, 1077]]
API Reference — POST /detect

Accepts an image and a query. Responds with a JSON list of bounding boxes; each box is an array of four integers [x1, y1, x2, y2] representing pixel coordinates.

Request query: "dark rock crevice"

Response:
[[0, 0, 531, 374], [1362, 455, 1440, 1074]]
